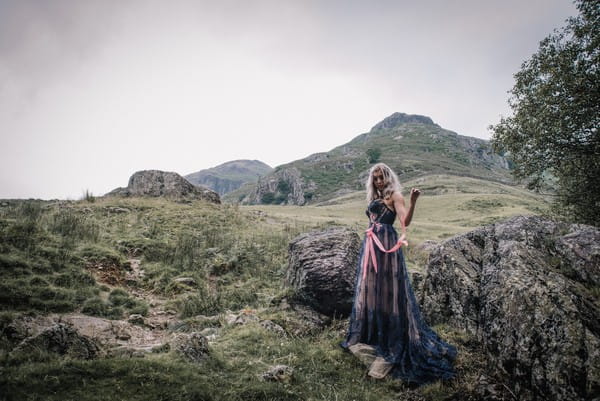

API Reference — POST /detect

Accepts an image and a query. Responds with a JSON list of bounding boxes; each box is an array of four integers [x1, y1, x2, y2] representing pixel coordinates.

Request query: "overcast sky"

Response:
[[0, 0, 578, 200]]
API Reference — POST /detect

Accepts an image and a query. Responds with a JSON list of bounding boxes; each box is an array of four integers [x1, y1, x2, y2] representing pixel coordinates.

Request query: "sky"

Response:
[[0, 0, 578, 200]]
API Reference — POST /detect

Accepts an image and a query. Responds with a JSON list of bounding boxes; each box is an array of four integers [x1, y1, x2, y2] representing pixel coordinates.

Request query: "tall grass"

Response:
[[0, 195, 497, 401]]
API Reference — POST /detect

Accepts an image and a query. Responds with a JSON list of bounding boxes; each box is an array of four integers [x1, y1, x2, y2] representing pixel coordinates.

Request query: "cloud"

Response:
[[0, 0, 578, 199]]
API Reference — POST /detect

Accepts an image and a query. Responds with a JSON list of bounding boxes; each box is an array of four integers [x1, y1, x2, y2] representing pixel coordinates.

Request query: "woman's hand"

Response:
[[399, 232, 407, 245], [410, 188, 421, 204]]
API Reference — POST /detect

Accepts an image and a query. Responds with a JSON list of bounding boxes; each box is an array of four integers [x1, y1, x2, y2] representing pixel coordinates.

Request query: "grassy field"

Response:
[[0, 175, 548, 400], [243, 174, 548, 242]]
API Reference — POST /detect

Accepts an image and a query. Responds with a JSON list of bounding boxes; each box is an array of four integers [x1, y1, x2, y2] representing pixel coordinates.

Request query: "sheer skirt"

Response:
[[340, 222, 457, 385]]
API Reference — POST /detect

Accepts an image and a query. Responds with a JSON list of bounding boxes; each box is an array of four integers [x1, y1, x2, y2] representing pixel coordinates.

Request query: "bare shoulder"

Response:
[[391, 191, 405, 202]]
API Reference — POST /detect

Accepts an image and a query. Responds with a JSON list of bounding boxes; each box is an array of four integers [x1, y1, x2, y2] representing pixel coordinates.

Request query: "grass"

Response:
[[0, 179, 548, 400], [242, 174, 549, 244]]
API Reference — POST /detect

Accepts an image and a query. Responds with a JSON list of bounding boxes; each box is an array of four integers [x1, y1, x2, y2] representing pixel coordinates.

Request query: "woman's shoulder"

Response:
[[389, 190, 404, 201]]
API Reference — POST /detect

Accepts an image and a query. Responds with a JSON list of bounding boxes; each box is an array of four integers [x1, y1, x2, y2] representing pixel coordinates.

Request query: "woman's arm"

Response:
[[403, 188, 421, 227], [391, 191, 408, 240]]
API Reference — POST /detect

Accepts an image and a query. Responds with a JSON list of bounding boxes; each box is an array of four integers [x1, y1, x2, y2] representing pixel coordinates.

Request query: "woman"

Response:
[[340, 162, 457, 384]]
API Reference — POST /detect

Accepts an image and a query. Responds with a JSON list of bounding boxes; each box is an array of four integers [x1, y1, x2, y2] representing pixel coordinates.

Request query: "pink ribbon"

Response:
[[362, 222, 408, 281]]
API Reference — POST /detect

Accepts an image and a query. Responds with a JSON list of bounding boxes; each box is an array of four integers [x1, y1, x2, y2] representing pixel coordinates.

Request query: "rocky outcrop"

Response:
[[285, 216, 598, 399], [10, 322, 101, 360], [416, 216, 599, 401], [243, 167, 316, 205], [105, 170, 220, 203], [370, 112, 438, 131], [286, 228, 361, 317]]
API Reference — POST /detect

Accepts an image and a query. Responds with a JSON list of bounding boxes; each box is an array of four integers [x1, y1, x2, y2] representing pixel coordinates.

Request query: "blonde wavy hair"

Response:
[[366, 163, 402, 202]]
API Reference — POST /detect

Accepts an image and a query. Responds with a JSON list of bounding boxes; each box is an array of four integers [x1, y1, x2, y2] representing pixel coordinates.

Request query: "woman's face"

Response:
[[373, 169, 385, 191]]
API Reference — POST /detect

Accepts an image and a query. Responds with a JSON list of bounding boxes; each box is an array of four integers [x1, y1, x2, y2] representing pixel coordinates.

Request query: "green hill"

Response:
[[185, 160, 273, 196], [224, 112, 512, 205]]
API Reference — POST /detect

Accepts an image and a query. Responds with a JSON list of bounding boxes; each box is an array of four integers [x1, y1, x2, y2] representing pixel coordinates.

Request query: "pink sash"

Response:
[[362, 221, 408, 281]]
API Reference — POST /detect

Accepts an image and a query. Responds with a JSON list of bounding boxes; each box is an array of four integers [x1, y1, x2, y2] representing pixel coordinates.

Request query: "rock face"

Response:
[[415, 216, 599, 401], [286, 228, 361, 317], [243, 167, 316, 206], [105, 170, 220, 203], [370, 112, 438, 131]]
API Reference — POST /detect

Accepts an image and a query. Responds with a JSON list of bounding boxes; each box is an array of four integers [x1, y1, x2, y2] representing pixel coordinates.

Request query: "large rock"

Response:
[[170, 332, 210, 363], [416, 215, 599, 401], [243, 167, 316, 205], [10, 323, 101, 360], [285, 227, 361, 317], [106, 170, 220, 203]]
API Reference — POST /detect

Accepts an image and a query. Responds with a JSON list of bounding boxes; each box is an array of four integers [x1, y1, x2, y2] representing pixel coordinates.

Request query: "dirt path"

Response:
[[11, 258, 188, 357]]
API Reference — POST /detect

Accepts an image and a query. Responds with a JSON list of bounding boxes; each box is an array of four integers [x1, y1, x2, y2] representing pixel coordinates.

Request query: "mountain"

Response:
[[184, 160, 273, 196], [224, 112, 512, 205]]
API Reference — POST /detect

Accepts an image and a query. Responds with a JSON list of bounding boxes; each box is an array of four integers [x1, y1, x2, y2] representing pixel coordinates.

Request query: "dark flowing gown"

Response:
[[340, 198, 457, 385]]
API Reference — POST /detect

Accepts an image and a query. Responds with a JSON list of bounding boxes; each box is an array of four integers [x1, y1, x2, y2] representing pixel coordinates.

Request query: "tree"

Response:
[[490, 0, 599, 226]]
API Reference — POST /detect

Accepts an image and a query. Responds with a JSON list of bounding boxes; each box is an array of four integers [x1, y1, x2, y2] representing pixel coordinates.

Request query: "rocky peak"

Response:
[[370, 112, 437, 132]]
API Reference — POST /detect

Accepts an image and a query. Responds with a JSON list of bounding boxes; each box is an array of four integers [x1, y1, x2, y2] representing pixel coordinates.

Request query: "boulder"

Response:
[[416, 215, 599, 401], [171, 332, 210, 363], [286, 227, 361, 317], [10, 322, 101, 359], [105, 170, 220, 203]]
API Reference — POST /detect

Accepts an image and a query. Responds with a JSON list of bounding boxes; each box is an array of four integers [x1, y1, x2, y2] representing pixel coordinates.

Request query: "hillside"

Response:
[[0, 187, 550, 400], [241, 174, 548, 249], [224, 112, 512, 205], [185, 160, 273, 196]]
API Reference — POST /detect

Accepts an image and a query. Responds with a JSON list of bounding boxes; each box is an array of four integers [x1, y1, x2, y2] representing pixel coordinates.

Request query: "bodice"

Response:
[[365, 198, 396, 225]]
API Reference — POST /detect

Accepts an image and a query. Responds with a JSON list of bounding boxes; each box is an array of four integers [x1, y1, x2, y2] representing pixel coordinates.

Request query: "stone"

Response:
[[173, 277, 197, 286], [261, 364, 294, 383], [10, 323, 101, 360], [259, 319, 287, 337], [171, 332, 210, 363], [127, 314, 145, 325], [415, 215, 600, 401], [286, 227, 361, 317], [105, 170, 220, 203]]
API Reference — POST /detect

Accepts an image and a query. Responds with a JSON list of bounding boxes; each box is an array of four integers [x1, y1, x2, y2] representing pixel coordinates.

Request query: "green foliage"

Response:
[[50, 209, 100, 243], [260, 192, 276, 204], [172, 290, 220, 318], [490, 0, 599, 226], [366, 147, 382, 163], [276, 179, 291, 195], [82, 189, 96, 203], [81, 289, 148, 319], [0, 358, 217, 401]]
